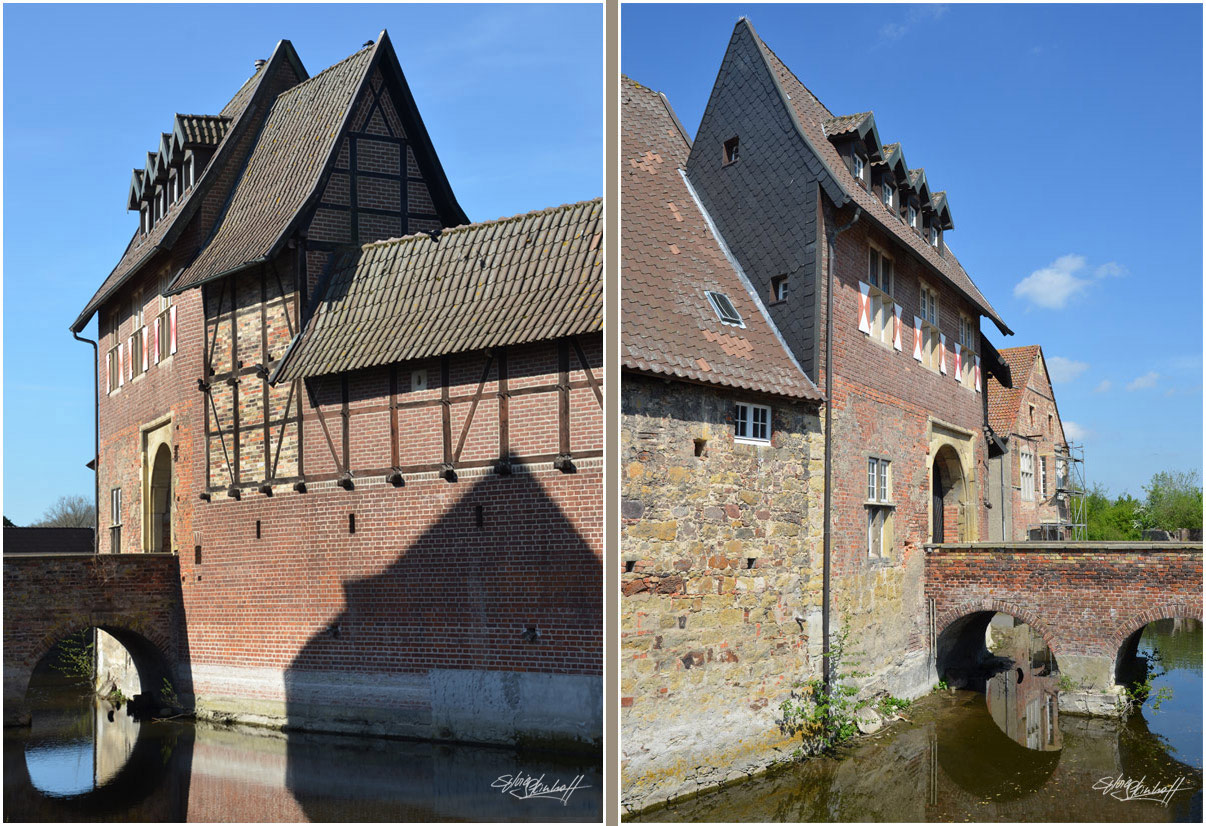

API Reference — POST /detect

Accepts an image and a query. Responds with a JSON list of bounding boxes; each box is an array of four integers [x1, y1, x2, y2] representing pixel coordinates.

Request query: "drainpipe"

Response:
[[823, 206, 861, 690], [73, 329, 100, 553]]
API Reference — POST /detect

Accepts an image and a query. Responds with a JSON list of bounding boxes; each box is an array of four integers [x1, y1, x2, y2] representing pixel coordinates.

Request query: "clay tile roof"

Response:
[[171, 45, 375, 294], [175, 114, 231, 147], [986, 345, 1041, 434], [272, 199, 602, 382], [823, 111, 873, 137], [620, 76, 821, 401], [748, 23, 1011, 336], [71, 47, 284, 333]]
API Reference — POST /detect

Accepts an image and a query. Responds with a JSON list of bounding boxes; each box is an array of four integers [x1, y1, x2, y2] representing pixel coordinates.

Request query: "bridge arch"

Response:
[[26, 619, 178, 707], [935, 598, 1060, 689], [1109, 601, 1203, 686]]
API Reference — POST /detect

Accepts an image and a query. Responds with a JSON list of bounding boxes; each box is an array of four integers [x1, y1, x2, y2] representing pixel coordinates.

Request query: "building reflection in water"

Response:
[[986, 655, 1061, 751]]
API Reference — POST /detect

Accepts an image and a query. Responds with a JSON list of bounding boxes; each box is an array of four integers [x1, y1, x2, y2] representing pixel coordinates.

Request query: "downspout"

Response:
[[823, 206, 861, 690], [73, 329, 100, 553]]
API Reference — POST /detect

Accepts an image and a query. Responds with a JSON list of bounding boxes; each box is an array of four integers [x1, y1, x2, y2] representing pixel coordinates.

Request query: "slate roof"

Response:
[[745, 20, 1011, 336], [3, 527, 94, 555], [272, 199, 603, 382], [171, 45, 375, 294], [986, 345, 1041, 434], [621, 76, 822, 401], [71, 43, 291, 332]]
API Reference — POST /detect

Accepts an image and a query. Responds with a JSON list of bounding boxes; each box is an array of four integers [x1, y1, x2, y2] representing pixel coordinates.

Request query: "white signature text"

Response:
[[492, 771, 590, 805], [1093, 774, 1191, 806]]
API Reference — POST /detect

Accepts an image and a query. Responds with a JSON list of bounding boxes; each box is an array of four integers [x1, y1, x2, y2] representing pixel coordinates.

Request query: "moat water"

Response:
[[4, 673, 602, 822], [629, 619, 1202, 822]]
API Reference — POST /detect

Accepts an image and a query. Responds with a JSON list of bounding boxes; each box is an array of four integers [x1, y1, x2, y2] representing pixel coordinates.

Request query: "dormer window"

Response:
[[186, 156, 195, 188], [929, 226, 939, 248], [907, 204, 918, 229], [882, 182, 894, 208], [852, 153, 865, 180], [770, 275, 788, 303], [723, 137, 740, 165]]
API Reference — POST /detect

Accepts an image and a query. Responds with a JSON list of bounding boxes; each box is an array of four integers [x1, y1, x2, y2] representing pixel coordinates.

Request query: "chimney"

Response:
[[254, 59, 267, 71]]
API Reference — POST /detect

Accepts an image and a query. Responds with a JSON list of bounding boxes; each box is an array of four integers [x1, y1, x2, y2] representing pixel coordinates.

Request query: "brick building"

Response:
[[70, 33, 603, 748], [621, 19, 1015, 809], [985, 345, 1073, 540]]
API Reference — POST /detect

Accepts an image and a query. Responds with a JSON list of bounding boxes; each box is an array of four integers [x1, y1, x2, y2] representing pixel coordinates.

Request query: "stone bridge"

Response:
[[925, 542, 1202, 715], [3, 553, 190, 725]]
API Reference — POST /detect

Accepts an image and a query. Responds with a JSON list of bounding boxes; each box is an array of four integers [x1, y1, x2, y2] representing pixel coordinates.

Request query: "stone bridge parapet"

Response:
[[3, 552, 189, 725], [924, 542, 1202, 715]]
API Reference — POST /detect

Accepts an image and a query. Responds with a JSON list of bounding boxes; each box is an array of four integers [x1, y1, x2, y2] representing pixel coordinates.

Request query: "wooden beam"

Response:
[[555, 339, 572, 471], [261, 267, 270, 481], [307, 378, 344, 475], [341, 373, 351, 475], [389, 364, 399, 469], [440, 357, 453, 479], [572, 336, 604, 408], [453, 351, 494, 465]]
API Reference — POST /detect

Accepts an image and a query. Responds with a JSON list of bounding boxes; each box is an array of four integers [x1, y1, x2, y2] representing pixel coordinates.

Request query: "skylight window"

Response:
[[706, 290, 744, 327]]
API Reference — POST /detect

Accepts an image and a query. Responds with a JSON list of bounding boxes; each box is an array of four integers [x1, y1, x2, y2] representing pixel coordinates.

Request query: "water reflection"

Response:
[[627, 619, 1202, 822], [6, 673, 602, 821]]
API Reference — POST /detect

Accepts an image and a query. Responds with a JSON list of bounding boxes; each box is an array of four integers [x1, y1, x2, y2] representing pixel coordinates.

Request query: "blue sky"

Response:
[[2, 3, 602, 524], [624, 3, 1203, 498]]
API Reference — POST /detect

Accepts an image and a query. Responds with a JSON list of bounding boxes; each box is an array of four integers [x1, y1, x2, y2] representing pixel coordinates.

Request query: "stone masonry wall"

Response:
[[620, 373, 825, 811]]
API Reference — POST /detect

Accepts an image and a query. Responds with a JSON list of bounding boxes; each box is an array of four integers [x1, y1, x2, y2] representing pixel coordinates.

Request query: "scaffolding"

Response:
[[1055, 442, 1087, 541]]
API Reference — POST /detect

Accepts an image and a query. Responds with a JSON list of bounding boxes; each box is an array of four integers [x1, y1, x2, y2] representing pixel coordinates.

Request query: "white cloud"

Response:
[[878, 5, 948, 41], [1046, 356, 1088, 383], [1013, 254, 1090, 309], [1094, 261, 1127, 278], [1062, 421, 1089, 443], [1093, 380, 1112, 393], [1126, 371, 1159, 391]]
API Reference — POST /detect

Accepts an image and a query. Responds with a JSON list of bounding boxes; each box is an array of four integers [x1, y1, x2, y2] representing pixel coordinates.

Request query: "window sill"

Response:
[[865, 500, 896, 508], [767, 299, 787, 307], [734, 437, 772, 447]]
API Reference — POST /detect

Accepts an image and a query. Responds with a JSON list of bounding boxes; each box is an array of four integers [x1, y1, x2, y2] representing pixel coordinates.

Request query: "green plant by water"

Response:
[[49, 629, 96, 686], [1121, 645, 1174, 717], [779, 628, 909, 758]]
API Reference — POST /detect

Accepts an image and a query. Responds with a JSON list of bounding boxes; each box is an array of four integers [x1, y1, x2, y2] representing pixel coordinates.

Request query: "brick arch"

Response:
[[935, 597, 1060, 658], [25, 615, 174, 674], [1106, 601, 1203, 654]]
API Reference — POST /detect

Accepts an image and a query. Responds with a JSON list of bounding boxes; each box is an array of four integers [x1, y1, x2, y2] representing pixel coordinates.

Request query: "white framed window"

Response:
[[734, 402, 771, 444], [1020, 448, 1035, 501], [920, 284, 939, 326], [866, 247, 895, 347], [958, 313, 977, 386], [866, 457, 893, 558], [908, 204, 918, 228], [918, 283, 942, 371], [883, 182, 894, 208], [929, 226, 939, 247], [724, 136, 740, 164], [771, 275, 788, 303], [110, 487, 123, 553], [852, 154, 865, 180], [1040, 455, 1048, 499]]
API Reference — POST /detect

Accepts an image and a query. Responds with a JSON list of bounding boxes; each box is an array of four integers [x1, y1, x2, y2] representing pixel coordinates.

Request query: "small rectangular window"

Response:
[[883, 183, 894, 208], [770, 275, 788, 303], [110, 488, 123, 553], [852, 154, 865, 180], [908, 205, 918, 228], [723, 137, 739, 164], [866, 458, 892, 558], [1020, 449, 1035, 501], [734, 402, 771, 444], [930, 227, 939, 247], [706, 291, 744, 327]]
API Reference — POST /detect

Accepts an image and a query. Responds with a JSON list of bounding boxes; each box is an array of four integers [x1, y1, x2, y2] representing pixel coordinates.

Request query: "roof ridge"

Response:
[[752, 29, 835, 119], [359, 197, 602, 251], [278, 44, 374, 99]]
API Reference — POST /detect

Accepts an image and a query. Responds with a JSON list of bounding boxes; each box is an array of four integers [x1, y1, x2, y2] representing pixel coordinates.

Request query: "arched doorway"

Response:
[[148, 443, 172, 553], [931, 445, 966, 543]]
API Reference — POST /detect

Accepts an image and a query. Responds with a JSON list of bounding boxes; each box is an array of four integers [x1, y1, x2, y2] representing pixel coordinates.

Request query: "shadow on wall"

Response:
[[281, 470, 603, 819]]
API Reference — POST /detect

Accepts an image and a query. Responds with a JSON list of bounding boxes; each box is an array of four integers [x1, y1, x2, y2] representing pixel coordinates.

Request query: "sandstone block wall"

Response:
[[620, 373, 825, 810]]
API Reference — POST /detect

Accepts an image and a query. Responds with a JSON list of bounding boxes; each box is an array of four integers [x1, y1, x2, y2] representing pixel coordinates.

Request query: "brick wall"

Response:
[[1005, 356, 1069, 539], [619, 373, 825, 809], [818, 199, 991, 698]]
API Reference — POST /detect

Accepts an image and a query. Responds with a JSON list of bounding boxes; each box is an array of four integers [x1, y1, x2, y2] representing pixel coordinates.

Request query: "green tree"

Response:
[[1139, 470, 1202, 533], [1085, 484, 1141, 541]]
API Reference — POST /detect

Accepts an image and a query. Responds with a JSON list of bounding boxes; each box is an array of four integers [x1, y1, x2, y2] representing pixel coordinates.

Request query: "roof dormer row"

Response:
[[823, 112, 953, 252], [126, 114, 230, 235]]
